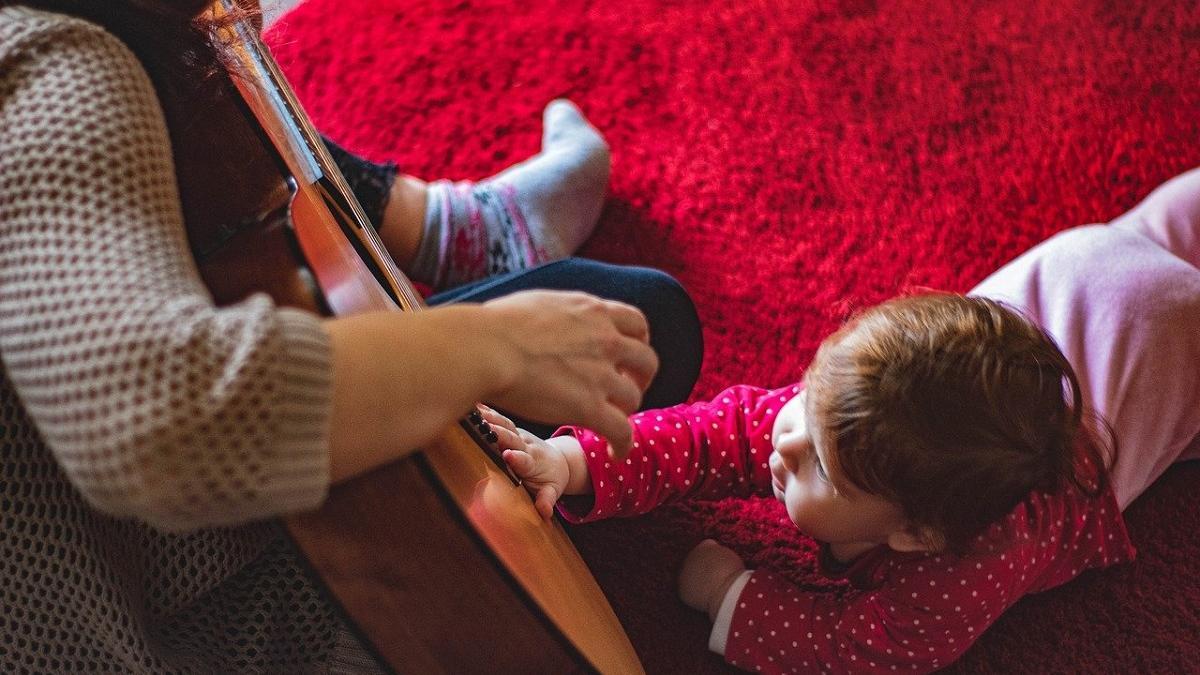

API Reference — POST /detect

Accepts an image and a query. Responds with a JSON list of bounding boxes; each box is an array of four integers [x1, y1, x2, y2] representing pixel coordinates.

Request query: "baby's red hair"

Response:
[[806, 293, 1114, 554]]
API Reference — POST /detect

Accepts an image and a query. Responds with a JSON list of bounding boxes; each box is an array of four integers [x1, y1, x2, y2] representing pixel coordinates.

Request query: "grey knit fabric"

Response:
[[0, 7, 380, 672]]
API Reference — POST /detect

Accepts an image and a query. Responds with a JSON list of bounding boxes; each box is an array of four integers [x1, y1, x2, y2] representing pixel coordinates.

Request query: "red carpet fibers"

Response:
[[266, 2, 1200, 671]]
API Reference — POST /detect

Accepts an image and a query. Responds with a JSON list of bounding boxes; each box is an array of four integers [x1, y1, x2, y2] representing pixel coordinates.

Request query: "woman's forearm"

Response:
[[323, 289, 657, 485], [323, 305, 515, 484]]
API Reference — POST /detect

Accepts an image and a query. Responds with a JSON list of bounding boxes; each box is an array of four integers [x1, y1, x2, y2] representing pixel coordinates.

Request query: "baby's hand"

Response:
[[678, 539, 747, 621], [479, 406, 571, 521]]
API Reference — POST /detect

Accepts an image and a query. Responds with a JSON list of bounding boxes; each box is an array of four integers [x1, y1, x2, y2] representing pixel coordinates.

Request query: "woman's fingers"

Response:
[[480, 290, 658, 445], [601, 298, 651, 343], [606, 369, 644, 415], [588, 404, 635, 459], [613, 335, 659, 392]]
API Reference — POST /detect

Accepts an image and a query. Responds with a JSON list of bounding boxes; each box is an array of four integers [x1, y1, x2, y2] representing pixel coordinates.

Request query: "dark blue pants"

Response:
[[428, 258, 704, 436]]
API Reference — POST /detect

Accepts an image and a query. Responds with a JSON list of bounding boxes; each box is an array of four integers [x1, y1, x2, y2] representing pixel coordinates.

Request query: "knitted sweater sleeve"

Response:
[[0, 13, 333, 531]]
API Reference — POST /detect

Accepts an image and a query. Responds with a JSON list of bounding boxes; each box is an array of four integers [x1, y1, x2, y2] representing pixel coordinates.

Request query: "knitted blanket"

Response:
[[267, 1, 1200, 671]]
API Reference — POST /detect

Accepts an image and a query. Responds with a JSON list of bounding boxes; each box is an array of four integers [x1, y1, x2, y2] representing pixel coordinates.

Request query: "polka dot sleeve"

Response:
[[554, 383, 802, 522], [0, 18, 333, 531]]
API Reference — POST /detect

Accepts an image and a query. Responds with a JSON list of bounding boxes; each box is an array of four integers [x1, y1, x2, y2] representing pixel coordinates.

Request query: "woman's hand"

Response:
[[482, 290, 658, 457], [678, 539, 747, 621]]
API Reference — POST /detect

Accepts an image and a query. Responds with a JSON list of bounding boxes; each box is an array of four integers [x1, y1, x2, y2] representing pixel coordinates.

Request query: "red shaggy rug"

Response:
[[266, 1, 1200, 671]]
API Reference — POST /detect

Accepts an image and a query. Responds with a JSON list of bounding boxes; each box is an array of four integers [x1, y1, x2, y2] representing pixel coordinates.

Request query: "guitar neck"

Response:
[[215, 0, 424, 313]]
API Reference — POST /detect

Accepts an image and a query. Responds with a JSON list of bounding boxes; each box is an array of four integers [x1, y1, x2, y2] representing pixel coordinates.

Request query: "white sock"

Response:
[[410, 100, 611, 290]]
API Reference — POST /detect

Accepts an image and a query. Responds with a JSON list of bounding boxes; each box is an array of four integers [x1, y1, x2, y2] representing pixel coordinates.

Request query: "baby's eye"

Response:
[[813, 455, 829, 482]]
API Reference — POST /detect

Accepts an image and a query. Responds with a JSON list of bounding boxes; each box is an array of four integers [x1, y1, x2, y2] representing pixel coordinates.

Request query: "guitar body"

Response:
[[173, 6, 644, 673]]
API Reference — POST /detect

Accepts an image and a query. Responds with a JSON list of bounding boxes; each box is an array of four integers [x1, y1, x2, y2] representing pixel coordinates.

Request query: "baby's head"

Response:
[[774, 293, 1111, 556]]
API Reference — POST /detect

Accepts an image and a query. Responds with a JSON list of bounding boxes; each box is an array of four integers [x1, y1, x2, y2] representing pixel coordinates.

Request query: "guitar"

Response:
[[185, 2, 645, 672]]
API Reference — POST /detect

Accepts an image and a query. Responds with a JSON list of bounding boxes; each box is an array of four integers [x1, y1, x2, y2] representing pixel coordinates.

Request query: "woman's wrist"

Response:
[[469, 304, 526, 399], [323, 305, 515, 483]]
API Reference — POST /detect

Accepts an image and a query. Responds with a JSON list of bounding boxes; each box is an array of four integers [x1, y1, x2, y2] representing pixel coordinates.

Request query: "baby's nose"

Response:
[[776, 437, 805, 473]]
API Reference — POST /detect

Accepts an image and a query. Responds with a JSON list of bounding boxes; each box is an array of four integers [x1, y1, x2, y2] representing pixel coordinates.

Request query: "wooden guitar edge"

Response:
[[281, 432, 645, 674]]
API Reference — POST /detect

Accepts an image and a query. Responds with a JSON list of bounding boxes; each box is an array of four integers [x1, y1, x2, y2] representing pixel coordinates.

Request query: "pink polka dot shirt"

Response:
[[554, 384, 1135, 673]]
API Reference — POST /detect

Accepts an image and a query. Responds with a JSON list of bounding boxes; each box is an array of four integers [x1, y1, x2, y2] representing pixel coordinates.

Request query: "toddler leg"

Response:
[[1108, 166, 1200, 269], [969, 224, 1200, 509], [410, 100, 611, 291]]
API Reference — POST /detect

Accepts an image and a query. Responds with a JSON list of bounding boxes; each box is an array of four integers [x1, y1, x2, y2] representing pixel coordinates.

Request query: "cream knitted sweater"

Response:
[[0, 7, 377, 672]]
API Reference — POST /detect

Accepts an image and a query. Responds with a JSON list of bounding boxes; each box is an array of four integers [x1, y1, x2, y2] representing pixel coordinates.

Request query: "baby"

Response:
[[487, 167, 1200, 672]]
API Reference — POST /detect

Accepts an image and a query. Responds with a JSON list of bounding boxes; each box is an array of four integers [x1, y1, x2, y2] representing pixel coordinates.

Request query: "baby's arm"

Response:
[[679, 539, 749, 620], [554, 383, 801, 522], [494, 383, 801, 522], [693, 546, 1023, 674]]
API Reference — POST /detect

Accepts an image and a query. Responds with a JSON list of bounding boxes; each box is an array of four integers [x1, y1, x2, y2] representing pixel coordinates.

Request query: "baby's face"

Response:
[[769, 387, 909, 549]]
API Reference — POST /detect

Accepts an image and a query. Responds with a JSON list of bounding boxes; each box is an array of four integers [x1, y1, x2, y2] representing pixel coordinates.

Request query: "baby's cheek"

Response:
[[785, 500, 812, 536], [782, 484, 803, 514]]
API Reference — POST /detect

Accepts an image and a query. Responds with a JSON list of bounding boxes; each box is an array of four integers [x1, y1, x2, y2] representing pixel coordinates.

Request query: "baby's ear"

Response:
[[886, 524, 943, 554]]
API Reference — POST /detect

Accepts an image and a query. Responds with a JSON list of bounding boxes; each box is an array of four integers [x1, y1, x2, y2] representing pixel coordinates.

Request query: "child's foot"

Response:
[[410, 99, 611, 290]]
